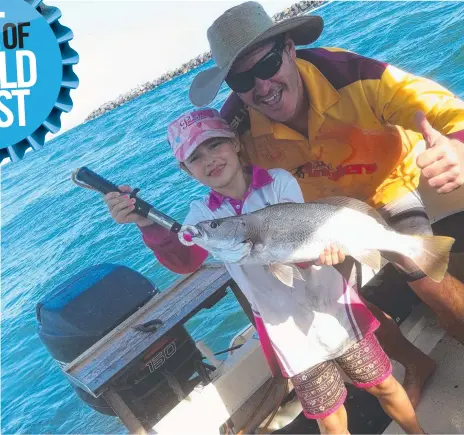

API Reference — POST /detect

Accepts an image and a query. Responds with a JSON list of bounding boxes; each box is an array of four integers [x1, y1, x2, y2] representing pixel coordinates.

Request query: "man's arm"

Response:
[[365, 63, 464, 193], [372, 64, 464, 139]]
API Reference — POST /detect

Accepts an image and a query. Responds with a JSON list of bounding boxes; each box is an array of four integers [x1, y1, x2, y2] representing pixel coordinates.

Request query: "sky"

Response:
[[53, 0, 298, 135]]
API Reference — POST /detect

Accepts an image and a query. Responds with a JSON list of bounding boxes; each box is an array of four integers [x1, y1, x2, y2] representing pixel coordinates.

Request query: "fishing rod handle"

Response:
[[76, 166, 122, 194], [76, 167, 153, 217], [146, 209, 182, 233], [76, 167, 181, 233]]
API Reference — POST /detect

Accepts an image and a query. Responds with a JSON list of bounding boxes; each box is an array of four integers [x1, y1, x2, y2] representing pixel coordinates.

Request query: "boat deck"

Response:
[[385, 309, 464, 434], [265, 303, 464, 435]]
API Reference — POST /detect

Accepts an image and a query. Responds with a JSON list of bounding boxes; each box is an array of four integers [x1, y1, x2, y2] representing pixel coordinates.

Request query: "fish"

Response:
[[179, 197, 455, 287]]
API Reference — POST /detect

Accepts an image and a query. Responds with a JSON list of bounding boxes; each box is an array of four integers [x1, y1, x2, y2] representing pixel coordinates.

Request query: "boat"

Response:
[[36, 147, 464, 434]]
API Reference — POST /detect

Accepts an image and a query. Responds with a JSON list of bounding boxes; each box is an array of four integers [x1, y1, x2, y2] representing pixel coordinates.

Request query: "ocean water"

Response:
[[1, 1, 463, 433]]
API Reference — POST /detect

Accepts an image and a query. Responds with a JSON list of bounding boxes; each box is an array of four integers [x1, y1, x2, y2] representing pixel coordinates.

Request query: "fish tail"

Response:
[[410, 235, 455, 282]]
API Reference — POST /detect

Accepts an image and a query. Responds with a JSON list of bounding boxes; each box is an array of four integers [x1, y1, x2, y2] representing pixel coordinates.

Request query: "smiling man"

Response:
[[189, 1, 464, 408]]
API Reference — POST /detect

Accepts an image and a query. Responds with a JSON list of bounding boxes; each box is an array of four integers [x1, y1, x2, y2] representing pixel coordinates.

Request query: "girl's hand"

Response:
[[103, 185, 153, 227], [317, 245, 346, 266], [296, 245, 346, 269]]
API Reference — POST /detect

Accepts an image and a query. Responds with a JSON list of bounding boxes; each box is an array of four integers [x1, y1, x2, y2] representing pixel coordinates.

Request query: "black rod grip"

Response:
[[76, 167, 122, 195], [75, 167, 181, 233]]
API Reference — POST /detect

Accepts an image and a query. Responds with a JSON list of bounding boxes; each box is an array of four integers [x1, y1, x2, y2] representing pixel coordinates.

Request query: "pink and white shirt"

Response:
[[140, 166, 379, 377]]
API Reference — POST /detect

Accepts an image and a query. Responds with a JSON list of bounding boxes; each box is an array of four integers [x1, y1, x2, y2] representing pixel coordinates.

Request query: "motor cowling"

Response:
[[36, 264, 204, 427]]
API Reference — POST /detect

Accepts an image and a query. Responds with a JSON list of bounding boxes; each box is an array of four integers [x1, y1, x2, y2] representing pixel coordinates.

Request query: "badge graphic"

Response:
[[0, 0, 79, 163]]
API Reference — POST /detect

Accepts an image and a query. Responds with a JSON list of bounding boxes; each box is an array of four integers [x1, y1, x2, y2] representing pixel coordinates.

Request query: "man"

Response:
[[187, 1, 464, 407]]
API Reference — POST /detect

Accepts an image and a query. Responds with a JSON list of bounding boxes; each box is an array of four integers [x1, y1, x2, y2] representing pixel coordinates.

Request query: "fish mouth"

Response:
[[179, 225, 203, 246], [185, 225, 202, 238]]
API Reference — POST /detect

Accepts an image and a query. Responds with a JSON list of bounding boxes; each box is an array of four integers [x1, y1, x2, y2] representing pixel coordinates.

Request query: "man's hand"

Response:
[[103, 185, 153, 227], [297, 245, 346, 269], [415, 111, 463, 194]]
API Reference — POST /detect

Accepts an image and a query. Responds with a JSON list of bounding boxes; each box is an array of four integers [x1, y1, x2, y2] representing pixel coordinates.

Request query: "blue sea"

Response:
[[1, 1, 463, 433]]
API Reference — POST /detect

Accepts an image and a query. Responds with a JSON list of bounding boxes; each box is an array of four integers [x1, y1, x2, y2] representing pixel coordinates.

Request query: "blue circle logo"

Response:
[[0, 1, 79, 162]]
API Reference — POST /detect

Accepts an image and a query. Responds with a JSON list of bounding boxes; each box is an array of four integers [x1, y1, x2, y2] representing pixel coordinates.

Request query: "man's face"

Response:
[[228, 38, 303, 123]]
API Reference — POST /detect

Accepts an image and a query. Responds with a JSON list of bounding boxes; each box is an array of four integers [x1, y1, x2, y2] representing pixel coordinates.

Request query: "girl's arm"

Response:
[[140, 224, 208, 274], [104, 187, 209, 274]]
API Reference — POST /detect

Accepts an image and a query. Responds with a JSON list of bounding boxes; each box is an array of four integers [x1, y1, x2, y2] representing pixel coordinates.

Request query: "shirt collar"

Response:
[[249, 57, 340, 141], [207, 165, 273, 211]]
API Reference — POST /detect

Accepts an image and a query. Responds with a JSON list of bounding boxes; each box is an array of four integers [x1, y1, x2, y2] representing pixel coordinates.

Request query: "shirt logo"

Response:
[[293, 161, 378, 182]]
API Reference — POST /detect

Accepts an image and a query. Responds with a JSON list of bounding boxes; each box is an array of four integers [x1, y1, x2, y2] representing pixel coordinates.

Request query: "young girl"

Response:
[[104, 108, 424, 434]]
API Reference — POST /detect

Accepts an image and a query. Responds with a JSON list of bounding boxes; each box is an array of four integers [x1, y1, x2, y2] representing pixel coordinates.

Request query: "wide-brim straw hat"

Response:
[[189, 1, 323, 107]]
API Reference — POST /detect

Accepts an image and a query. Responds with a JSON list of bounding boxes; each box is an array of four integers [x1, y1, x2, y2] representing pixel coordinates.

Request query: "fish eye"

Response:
[[210, 221, 218, 229]]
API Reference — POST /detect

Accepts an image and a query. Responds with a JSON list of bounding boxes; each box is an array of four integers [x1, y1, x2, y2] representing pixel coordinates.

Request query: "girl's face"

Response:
[[183, 137, 241, 189]]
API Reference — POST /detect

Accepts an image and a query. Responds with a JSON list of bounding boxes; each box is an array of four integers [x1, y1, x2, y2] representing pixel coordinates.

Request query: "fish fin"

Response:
[[380, 251, 404, 265], [311, 196, 389, 227], [351, 250, 382, 271], [408, 235, 455, 282], [291, 264, 306, 281], [269, 263, 295, 288], [380, 251, 417, 276]]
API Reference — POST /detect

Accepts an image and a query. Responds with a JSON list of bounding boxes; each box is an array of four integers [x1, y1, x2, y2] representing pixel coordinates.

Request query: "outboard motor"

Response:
[[36, 264, 205, 427]]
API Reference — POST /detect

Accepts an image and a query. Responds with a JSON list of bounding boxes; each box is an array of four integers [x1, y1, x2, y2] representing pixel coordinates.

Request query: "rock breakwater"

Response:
[[85, 0, 324, 122]]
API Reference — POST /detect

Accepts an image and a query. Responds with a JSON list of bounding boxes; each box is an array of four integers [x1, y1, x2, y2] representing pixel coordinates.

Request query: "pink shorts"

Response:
[[291, 333, 392, 420]]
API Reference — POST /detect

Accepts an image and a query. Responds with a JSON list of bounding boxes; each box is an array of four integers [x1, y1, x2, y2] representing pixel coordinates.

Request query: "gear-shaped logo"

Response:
[[0, 0, 79, 163]]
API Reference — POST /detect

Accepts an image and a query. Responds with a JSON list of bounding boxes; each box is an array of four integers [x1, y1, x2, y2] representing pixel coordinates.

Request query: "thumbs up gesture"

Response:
[[415, 111, 463, 194]]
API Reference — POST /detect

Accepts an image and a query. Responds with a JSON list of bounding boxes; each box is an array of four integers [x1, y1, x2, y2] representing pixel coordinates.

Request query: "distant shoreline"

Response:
[[84, 0, 325, 123]]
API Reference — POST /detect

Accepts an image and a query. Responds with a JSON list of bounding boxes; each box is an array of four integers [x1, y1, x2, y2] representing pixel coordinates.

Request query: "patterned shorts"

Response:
[[291, 333, 392, 420]]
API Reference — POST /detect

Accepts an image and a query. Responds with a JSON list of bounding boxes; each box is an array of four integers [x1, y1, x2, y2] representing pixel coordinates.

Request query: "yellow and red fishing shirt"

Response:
[[221, 48, 464, 208]]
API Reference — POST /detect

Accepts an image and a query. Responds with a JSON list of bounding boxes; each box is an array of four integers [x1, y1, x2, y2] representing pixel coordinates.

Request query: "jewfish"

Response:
[[180, 197, 455, 287]]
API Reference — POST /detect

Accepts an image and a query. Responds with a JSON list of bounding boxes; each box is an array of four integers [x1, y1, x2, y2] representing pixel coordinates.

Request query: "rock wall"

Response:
[[85, 0, 324, 122]]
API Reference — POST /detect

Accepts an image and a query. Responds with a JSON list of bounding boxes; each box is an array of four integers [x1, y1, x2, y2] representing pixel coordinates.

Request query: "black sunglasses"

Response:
[[225, 37, 286, 93]]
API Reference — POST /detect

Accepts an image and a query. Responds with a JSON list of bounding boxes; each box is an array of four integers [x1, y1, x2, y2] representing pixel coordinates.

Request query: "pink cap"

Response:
[[167, 108, 235, 162]]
